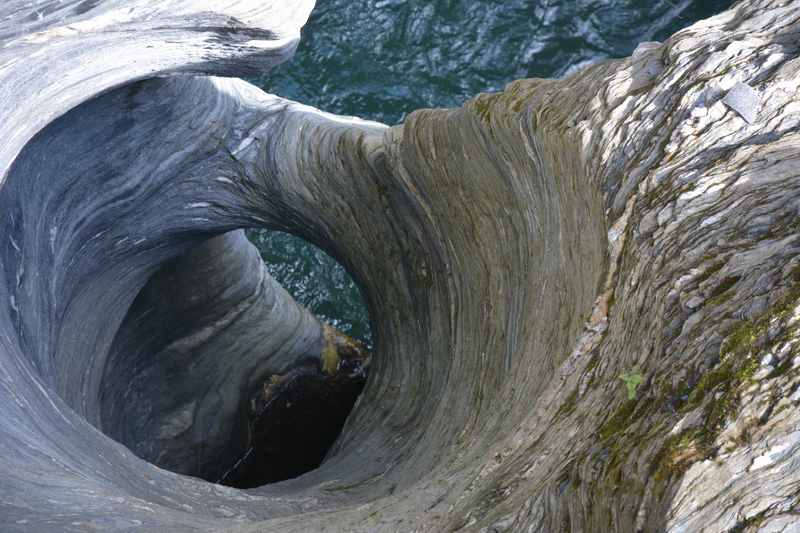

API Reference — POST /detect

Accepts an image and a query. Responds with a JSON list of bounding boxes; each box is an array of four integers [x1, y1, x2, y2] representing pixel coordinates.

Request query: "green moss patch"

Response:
[[706, 275, 741, 307], [470, 93, 503, 124], [653, 276, 800, 481], [599, 399, 639, 441]]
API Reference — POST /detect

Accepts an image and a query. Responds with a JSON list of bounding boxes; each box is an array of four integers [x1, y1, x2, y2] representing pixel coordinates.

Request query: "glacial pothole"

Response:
[[218, 326, 370, 488], [98, 231, 373, 489]]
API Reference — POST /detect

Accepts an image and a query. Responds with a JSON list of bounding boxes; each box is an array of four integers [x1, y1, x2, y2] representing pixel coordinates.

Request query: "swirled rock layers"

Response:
[[1, 1, 800, 532]]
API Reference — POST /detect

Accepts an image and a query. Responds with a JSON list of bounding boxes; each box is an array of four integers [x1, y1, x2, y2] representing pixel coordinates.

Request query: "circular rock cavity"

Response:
[[0, 70, 606, 530], [99, 232, 370, 488], [4, 1, 800, 532]]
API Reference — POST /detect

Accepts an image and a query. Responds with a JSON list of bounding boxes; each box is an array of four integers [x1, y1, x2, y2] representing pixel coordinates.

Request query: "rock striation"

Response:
[[1, 0, 799, 531]]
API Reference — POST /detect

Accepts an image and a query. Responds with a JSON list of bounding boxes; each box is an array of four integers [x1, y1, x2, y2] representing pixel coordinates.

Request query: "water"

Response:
[[246, 229, 372, 344], [247, 0, 733, 345]]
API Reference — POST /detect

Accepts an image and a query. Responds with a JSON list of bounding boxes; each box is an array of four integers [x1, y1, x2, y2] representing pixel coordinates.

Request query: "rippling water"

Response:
[[247, 0, 733, 345], [246, 229, 373, 344]]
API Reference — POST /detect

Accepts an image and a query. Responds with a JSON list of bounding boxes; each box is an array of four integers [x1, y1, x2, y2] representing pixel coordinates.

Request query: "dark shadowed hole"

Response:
[[219, 351, 369, 488], [215, 230, 373, 488], [100, 230, 372, 490]]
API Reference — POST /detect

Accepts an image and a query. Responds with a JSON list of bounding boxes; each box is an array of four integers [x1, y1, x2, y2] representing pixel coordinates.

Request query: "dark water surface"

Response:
[[247, 0, 733, 344]]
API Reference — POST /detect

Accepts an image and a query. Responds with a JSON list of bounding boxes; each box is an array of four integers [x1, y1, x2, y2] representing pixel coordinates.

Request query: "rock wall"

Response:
[[1, 1, 799, 531]]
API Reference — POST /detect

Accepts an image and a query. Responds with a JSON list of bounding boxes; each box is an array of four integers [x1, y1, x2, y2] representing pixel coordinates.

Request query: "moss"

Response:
[[707, 291, 734, 307], [557, 388, 579, 418], [760, 211, 800, 242], [600, 271, 800, 502], [472, 98, 492, 123], [705, 275, 741, 307], [321, 325, 341, 375], [599, 399, 638, 441], [583, 356, 601, 389], [694, 261, 726, 285], [670, 377, 695, 409], [470, 93, 502, 124], [685, 362, 734, 407], [654, 278, 800, 482], [702, 356, 758, 432], [722, 324, 759, 356], [652, 427, 709, 483], [675, 325, 759, 453], [770, 399, 795, 418], [792, 262, 800, 283]]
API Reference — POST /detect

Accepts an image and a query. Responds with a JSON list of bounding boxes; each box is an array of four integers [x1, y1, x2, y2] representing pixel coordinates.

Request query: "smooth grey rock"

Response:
[[1, 1, 799, 532], [723, 81, 761, 124]]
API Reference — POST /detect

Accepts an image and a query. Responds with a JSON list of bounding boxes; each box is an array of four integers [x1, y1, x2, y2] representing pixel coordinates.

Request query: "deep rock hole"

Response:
[[220, 339, 369, 488], [101, 230, 371, 489], [220, 230, 372, 488]]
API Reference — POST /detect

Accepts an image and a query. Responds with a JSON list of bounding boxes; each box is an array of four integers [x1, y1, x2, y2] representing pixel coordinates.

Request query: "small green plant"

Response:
[[619, 370, 644, 400]]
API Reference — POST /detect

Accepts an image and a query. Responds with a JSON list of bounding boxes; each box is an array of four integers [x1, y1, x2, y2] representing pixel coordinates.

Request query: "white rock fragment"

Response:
[[752, 367, 773, 381], [776, 342, 792, 361], [750, 432, 800, 471], [686, 296, 705, 309], [629, 41, 664, 91], [791, 388, 800, 402], [722, 82, 760, 124]]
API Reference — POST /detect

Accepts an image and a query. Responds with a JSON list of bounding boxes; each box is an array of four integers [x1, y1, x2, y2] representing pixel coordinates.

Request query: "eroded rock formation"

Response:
[[1, 0, 799, 531]]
